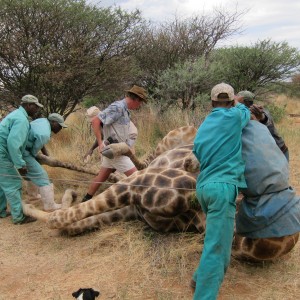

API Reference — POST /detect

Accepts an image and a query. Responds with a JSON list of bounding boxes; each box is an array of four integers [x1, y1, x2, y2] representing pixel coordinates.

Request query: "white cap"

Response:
[[86, 106, 100, 122], [211, 83, 234, 101]]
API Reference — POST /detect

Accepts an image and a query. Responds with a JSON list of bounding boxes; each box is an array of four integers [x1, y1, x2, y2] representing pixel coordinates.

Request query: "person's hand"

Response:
[[83, 149, 93, 163], [250, 113, 259, 121], [233, 98, 239, 106], [41, 146, 50, 156], [250, 104, 265, 121], [97, 143, 105, 157], [18, 166, 28, 176]]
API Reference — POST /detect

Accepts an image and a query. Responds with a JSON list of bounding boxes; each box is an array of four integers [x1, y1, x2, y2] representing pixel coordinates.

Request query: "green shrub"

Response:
[[265, 103, 286, 122]]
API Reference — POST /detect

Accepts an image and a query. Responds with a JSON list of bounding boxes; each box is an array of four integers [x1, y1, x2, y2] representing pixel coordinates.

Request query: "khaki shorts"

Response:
[[101, 155, 135, 173]]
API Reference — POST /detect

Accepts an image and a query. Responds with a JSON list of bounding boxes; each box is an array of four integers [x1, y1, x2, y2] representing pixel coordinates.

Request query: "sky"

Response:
[[88, 0, 300, 50]]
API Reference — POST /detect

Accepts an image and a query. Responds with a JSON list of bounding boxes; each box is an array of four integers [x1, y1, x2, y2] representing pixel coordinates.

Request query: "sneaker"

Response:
[[82, 194, 93, 202], [15, 215, 37, 225], [0, 211, 11, 218]]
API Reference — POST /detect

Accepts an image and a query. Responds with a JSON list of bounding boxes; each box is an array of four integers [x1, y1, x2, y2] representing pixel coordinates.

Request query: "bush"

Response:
[[265, 103, 286, 123]]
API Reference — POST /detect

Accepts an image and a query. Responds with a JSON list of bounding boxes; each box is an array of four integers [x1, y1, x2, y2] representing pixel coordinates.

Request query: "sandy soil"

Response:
[[0, 209, 299, 300], [1, 110, 300, 300]]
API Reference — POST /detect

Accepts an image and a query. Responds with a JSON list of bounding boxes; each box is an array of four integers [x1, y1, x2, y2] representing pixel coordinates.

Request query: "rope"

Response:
[[0, 172, 196, 192]]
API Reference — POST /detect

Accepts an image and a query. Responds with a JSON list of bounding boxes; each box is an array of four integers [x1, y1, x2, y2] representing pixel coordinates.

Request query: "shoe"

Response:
[[15, 215, 37, 225], [82, 194, 93, 202], [190, 279, 196, 290], [0, 211, 11, 218]]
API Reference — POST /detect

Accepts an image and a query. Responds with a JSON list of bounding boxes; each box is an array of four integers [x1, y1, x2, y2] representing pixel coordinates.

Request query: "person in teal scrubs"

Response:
[[0, 95, 43, 224], [24, 113, 67, 211], [192, 83, 250, 299]]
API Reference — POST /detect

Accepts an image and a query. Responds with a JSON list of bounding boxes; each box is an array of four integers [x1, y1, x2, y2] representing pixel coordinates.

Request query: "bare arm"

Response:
[[83, 139, 99, 160], [91, 117, 103, 153]]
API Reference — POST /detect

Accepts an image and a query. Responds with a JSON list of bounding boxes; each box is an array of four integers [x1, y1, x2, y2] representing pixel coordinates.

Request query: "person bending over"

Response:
[[192, 83, 250, 300], [82, 85, 147, 202]]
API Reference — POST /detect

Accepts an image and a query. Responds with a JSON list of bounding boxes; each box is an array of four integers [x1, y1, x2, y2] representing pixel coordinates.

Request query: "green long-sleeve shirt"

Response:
[[193, 103, 250, 189], [0, 106, 30, 168]]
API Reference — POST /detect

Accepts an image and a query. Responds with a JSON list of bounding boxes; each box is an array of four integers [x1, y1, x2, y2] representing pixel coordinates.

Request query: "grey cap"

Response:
[[48, 113, 67, 128], [211, 83, 235, 101], [237, 91, 255, 101], [21, 95, 43, 108]]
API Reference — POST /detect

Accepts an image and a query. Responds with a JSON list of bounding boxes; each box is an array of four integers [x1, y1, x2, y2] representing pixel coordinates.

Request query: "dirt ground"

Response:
[[1, 108, 300, 299], [0, 194, 299, 300]]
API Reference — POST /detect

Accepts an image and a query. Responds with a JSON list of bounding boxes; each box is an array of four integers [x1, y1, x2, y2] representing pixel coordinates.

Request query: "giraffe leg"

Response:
[[36, 153, 98, 175], [22, 189, 78, 221], [60, 205, 139, 235], [232, 233, 299, 262], [22, 203, 50, 222], [46, 184, 133, 229]]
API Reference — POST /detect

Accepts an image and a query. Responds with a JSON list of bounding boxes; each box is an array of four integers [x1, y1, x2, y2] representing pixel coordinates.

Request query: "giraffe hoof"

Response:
[[101, 147, 114, 159]]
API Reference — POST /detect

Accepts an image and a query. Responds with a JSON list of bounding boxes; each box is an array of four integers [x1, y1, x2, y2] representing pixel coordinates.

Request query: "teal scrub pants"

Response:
[[193, 182, 237, 300], [23, 152, 50, 187], [0, 159, 25, 223]]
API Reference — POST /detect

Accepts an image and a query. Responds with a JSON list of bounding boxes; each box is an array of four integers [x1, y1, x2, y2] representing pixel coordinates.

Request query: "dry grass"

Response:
[[1, 96, 300, 299]]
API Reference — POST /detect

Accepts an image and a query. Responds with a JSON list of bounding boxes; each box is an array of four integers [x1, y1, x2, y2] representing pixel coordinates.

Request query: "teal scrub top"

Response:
[[0, 106, 30, 168], [193, 103, 250, 189], [26, 118, 51, 157]]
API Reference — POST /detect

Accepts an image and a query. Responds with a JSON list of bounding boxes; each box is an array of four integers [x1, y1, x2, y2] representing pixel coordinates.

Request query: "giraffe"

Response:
[[23, 126, 300, 262], [24, 126, 205, 233]]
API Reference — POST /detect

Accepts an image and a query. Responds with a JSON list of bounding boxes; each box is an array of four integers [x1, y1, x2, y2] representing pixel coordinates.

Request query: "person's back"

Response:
[[236, 90, 289, 160], [193, 102, 249, 188], [0, 107, 30, 166], [25, 117, 51, 157], [23, 114, 67, 211]]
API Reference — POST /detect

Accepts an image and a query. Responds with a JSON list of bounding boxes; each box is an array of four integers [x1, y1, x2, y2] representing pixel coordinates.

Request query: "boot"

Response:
[[26, 181, 41, 200], [39, 184, 61, 211]]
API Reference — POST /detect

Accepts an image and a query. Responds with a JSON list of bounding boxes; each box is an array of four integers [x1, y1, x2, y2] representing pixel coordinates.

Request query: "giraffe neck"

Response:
[[232, 233, 299, 261]]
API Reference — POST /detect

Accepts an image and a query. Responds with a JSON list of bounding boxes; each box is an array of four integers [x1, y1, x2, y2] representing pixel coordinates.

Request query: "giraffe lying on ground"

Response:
[[24, 126, 204, 234], [23, 126, 299, 262]]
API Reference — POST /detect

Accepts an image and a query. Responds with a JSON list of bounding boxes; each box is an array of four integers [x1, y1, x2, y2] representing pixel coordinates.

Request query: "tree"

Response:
[[154, 57, 215, 112], [152, 39, 300, 112], [134, 8, 243, 90], [211, 40, 300, 93], [0, 0, 146, 116]]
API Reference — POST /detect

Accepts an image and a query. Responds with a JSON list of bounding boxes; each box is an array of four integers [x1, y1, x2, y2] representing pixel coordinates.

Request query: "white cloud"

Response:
[[88, 0, 300, 49]]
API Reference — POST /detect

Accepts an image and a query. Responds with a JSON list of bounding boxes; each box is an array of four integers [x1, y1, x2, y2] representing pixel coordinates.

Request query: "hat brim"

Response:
[[59, 122, 68, 128], [22, 101, 44, 108], [125, 90, 147, 103], [211, 98, 233, 102]]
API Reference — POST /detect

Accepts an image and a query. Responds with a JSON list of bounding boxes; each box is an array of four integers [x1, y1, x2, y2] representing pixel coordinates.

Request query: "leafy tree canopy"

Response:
[[0, 0, 146, 116], [153, 40, 300, 111], [210, 39, 300, 94]]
